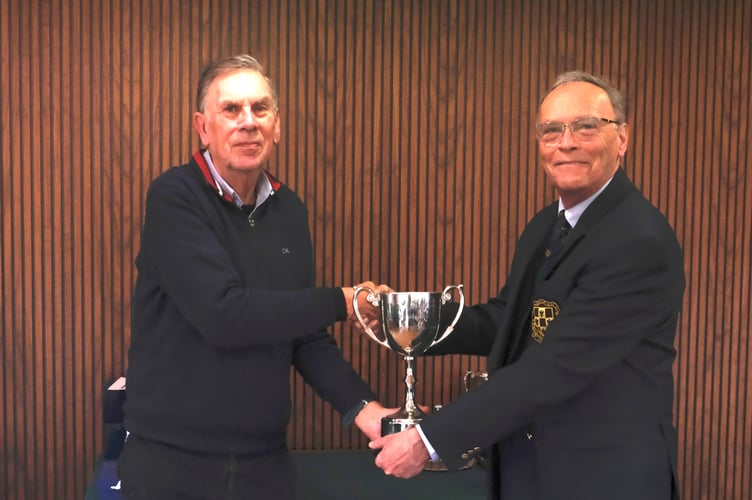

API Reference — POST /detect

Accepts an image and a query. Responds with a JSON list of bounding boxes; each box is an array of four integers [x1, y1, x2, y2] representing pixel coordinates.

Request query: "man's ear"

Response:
[[193, 112, 209, 146], [273, 114, 281, 144], [617, 122, 629, 157]]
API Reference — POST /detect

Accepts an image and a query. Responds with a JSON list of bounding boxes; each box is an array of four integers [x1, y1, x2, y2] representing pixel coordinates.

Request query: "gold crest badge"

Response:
[[531, 299, 560, 343]]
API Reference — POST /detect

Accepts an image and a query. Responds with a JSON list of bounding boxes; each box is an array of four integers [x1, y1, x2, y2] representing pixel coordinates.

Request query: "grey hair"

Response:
[[539, 71, 627, 123], [195, 54, 279, 113]]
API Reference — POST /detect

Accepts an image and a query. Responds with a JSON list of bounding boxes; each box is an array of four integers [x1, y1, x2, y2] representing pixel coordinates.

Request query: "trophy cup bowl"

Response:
[[353, 285, 464, 435]]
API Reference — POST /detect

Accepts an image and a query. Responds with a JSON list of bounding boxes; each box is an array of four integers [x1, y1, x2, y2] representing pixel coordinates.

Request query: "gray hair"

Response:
[[540, 71, 627, 123], [195, 54, 279, 113]]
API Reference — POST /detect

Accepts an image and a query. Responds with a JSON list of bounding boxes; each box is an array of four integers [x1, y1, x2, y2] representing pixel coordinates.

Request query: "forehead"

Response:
[[538, 82, 613, 121], [207, 69, 273, 104]]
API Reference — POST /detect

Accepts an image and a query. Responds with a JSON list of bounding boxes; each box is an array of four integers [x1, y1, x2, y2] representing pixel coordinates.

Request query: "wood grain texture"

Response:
[[0, 0, 749, 498]]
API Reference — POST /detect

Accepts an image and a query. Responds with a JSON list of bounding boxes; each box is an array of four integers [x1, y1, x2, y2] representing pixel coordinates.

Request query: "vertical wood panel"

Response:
[[1, 1, 750, 498]]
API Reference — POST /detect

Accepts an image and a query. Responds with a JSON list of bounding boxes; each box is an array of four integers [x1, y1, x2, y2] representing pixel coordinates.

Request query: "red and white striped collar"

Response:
[[192, 149, 281, 206]]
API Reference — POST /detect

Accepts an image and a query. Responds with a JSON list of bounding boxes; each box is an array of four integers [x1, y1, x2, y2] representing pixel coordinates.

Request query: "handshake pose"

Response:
[[123, 53, 684, 500]]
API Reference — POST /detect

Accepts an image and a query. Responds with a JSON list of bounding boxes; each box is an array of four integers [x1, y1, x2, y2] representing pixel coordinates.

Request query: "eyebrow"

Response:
[[217, 96, 274, 108], [541, 115, 597, 123]]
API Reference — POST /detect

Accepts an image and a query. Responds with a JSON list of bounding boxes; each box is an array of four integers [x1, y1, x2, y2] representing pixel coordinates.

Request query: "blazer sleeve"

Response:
[[420, 228, 684, 469], [426, 288, 509, 357]]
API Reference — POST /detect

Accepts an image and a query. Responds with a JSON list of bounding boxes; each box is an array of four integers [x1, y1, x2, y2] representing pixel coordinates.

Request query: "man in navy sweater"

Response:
[[120, 54, 391, 499]]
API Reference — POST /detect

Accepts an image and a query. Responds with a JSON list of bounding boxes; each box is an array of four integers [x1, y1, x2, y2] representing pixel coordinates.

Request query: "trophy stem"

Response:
[[404, 355, 419, 417]]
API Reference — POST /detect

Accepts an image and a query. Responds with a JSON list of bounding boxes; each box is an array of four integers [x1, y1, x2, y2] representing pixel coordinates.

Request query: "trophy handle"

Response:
[[352, 286, 389, 349], [432, 284, 464, 346]]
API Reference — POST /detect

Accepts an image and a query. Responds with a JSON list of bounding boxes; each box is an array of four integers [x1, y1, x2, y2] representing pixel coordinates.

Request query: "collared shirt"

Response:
[[558, 174, 614, 229], [202, 150, 274, 212]]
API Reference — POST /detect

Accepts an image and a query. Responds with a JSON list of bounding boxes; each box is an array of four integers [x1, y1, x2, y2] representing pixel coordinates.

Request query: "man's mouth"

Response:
[[553, 160, 587, 167], [235, 142, 261, 151]]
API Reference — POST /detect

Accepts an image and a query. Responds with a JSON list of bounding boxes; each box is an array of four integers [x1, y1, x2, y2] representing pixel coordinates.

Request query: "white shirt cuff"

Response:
[[415, 424, 440, 461]]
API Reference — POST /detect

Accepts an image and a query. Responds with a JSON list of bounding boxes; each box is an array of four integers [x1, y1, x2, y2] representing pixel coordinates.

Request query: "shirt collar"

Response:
[[202, 150, 274, 208], [558, 174, 615, 228]]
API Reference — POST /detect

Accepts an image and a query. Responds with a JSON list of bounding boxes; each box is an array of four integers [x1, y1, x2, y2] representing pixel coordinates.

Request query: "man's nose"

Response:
[[558, 124, 577, 148], [238, 106, 257, 127]]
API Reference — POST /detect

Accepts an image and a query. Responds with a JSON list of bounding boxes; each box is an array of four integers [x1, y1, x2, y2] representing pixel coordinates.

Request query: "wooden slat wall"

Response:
[[1, 0, 750, 498]]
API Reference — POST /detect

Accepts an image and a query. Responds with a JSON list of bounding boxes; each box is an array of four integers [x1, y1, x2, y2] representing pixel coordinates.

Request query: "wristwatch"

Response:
[[342, 399, 373, 426]]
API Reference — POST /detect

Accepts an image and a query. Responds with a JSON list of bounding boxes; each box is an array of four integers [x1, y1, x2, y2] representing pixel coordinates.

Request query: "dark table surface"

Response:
[[86, 449, 487, 500]]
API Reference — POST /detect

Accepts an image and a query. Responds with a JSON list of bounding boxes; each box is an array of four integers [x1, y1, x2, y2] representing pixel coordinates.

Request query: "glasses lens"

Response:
[[537, 122, 564, 144], [571, 117, 602, 139]]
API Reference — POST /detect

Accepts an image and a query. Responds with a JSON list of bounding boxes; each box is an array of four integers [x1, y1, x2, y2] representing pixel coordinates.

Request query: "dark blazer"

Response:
[[423, 169, 685, 500]]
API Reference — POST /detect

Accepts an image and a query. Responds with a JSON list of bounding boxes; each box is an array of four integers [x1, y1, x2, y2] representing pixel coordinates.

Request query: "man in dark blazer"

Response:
[[368, 71, 685, 500]]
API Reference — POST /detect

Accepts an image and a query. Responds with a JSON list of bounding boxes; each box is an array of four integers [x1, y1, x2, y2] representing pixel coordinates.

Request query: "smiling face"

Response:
[[537, 81, 629, 208], [193, 69, 281, 189]]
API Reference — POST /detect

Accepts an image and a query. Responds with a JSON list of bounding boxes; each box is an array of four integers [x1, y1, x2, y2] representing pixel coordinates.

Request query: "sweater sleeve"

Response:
[[292, 331, 377, 416]]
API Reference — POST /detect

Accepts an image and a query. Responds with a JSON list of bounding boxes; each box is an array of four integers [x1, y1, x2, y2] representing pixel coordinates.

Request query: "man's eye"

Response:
[[253, 104, 270, 115], [575, 119, 599, 131], [542, 124, 563, 135], [224, 104, 240, 114]]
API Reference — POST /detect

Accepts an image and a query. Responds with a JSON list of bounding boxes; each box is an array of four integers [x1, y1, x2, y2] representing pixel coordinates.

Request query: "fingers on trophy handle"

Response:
[[352, 286, 387, 348]]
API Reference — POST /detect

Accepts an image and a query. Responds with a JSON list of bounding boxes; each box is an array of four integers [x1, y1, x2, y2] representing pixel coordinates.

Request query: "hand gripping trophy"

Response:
[[353, 285, 464, 435]]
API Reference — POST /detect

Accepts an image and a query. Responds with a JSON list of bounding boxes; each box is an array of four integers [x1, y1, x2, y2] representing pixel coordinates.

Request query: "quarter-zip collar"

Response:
[[192, 149, 281, 209]]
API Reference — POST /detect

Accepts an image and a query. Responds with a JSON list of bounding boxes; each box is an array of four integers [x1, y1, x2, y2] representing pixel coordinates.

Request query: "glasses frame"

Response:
[[535, 117, 621, 146]]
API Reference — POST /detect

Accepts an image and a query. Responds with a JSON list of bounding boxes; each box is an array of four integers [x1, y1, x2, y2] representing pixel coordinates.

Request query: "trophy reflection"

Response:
[[353, 285, 464, 435]]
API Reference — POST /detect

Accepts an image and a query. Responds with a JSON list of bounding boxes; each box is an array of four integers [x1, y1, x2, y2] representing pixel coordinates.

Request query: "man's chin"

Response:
[[232, 155, 268, 170], [550, 173, 590, 194], [548, 170, 583, 186]]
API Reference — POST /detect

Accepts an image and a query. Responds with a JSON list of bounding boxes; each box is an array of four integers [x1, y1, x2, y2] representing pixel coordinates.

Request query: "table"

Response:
[[85, 450, 487, 499]]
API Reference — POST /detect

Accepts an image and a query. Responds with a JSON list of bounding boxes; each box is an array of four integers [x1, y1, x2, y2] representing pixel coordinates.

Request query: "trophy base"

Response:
[[381, 414, 422, 435], [380, 412, 450, 472]]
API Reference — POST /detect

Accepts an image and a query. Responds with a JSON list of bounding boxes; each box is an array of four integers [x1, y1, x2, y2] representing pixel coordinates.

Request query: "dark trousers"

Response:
[[118, 434, 296, 500]]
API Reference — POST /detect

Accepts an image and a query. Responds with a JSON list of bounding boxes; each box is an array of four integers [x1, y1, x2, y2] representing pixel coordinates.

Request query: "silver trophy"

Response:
[[353, 285, 464, 435]]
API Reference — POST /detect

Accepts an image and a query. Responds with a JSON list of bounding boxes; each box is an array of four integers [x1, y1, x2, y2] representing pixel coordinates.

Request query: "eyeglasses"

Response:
[[535, 117, 621, 146]]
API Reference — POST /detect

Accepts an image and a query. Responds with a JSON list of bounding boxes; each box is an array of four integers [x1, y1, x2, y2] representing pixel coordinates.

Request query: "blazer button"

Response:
[[526, 432, 534, 440]]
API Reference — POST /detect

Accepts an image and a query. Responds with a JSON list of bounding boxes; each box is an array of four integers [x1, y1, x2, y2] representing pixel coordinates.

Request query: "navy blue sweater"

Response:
[[125, 151, 375, 454]]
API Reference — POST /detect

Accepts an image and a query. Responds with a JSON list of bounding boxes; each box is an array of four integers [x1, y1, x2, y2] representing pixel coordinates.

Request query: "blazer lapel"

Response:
[[537, 241, 567, 280], [487, 204, 556, 369], [487, 169, 637, 369], [538, 169, 636, 280]]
